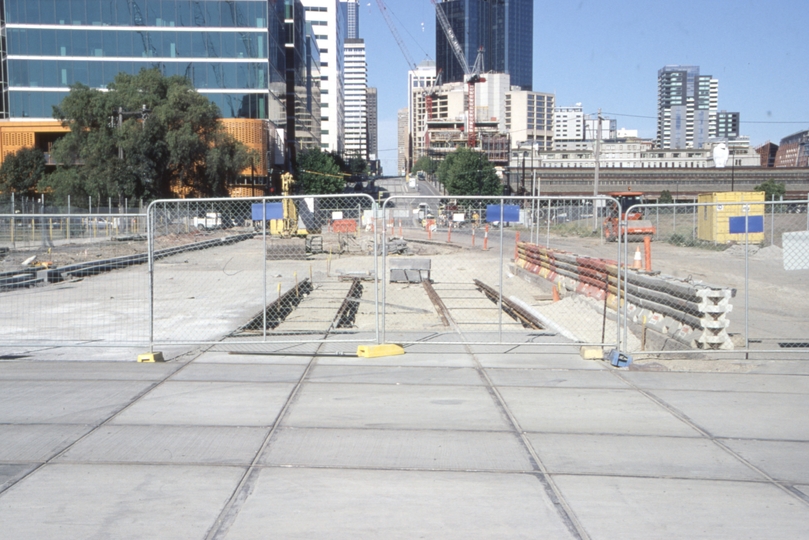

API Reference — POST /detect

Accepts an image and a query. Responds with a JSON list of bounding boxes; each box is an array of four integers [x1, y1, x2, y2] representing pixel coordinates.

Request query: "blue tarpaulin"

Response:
[[486, 204, 520, 223], [729, 215, 764, 234], [251, 203, 284, 221]]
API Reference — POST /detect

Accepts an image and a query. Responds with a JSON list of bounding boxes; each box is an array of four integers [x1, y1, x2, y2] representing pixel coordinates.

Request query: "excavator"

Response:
[[603, 191, 656, 242]]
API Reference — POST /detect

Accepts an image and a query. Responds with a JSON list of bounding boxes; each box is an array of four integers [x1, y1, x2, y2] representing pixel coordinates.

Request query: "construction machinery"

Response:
[[603, 192, 656, 242]]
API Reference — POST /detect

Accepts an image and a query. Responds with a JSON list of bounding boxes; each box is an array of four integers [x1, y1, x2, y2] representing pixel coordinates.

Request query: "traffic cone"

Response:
[[632, 246, 642, 269], [552, 285, 560, 302]]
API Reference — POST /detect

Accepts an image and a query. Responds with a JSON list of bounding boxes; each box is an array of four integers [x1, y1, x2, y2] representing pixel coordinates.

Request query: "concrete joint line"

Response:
[[0, 348, 205, 497], [609, 370, 809, 509], [465, 345, 590, 540], [204, 337, 325, 540]]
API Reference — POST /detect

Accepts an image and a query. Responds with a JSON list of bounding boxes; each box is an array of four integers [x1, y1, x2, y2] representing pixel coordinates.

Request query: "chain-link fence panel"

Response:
[[0, 211, 150, 346], [148, 194, 378, 346], [380, 193, 624, 348], [622, 198, 809, 355]]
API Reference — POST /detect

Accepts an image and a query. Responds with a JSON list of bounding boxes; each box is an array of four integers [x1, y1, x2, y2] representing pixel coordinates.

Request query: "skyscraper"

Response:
[[656, 65, 718, 149], [345, 0, 360, 39], [435, 0, 533, 90], [367, 87, 378, 164], [343, 38, 367, 159], [302, 0, 346, 153]]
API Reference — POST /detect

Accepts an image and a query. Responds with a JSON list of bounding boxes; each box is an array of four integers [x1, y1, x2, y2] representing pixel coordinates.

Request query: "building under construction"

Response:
[[412, 77, 511, 167]]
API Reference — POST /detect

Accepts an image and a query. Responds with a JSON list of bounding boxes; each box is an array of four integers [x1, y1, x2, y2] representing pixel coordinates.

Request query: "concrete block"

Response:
[[579, 346, 603, 360]]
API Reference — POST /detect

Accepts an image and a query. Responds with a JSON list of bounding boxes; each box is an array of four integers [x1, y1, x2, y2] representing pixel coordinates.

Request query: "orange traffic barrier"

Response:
[[447, 224, 452, 243], [644, 236, 652, 272], [472, 228, 476, 247], [483, 225, 489, 250]]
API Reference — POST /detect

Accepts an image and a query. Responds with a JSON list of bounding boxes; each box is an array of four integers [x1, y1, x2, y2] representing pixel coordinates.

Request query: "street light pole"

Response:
[[593, 108, 602, 231]]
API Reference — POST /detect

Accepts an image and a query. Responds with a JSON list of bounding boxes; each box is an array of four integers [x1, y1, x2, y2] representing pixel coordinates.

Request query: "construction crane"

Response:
[[430, 0, 485, 148], [374, 0, 418, 72]]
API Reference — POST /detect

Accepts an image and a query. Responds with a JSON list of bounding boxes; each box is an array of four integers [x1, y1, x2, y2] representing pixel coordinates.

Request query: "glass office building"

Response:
[[0, 0, 290, 124], [435, 0, 532, 91]]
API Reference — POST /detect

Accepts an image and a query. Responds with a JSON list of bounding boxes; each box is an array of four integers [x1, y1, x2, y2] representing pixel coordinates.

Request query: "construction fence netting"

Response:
[[1, 193, 808, 357]]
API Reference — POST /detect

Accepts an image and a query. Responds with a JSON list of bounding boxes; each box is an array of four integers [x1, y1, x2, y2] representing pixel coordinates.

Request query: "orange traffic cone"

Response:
[[632, 246, 642, 269], [552, 285, 560, 302]]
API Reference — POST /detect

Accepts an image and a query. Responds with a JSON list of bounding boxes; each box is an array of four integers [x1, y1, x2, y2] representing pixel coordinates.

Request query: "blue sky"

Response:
[[361, 0, 809, 174]]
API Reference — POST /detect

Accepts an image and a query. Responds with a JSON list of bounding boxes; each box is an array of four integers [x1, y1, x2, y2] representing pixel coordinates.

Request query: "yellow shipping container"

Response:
[[697, 191, 765, 244]]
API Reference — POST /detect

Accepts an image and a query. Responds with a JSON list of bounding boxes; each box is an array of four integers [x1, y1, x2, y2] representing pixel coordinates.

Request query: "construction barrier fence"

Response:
[[1, 190, 808, 358]]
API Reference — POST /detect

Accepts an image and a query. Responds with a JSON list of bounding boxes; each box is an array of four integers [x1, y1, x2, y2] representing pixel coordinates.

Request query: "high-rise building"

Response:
[[435, 0, 533, 90], [656, 65, 718, 149], [366, 87, 378, 163], [0, 0, 319, 194], [343, 38, 367, 159], [302, 0, 346, 153], [505, 91, 555, 150], [553, 105, 615, 150], [716, 111, 740, 140], [407, 60, 437, 164], [345, 0, 360, 39], [398, 107, 409, 175]]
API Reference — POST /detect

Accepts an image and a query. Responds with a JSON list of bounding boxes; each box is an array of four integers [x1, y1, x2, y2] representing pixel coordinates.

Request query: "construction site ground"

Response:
[[2, 207, 809, 537]]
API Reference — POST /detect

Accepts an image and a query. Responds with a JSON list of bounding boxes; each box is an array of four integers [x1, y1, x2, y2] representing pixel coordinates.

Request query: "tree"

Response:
[[754, 179, 786, 202], [412, 156, 437, 175], [0, 147, 46, 199], [437, 148, 501, 196], [348, 157, 369, 176], [41, 68, 254, 205], [297, 148, 345, 194], [658, 190, 674, 204]]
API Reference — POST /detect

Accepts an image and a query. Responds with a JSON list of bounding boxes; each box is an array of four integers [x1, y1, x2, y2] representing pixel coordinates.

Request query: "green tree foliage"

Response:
[[0, 147, 46, 199], [297, 148, 345, 194], [437, 148, 501, 196], [658, 190, 674, 204], [348, 157, 369, 176], [412, 156, 437, 174], [42, 68, 254, 204], [754, 179, 786, 201]]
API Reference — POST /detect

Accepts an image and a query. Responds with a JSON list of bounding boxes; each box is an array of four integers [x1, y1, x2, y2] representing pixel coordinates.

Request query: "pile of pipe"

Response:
[[515, 242, 735, 350]]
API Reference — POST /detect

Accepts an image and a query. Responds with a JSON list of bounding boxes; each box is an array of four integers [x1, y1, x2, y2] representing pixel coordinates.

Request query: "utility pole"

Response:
[[593, 108, 602, 231]]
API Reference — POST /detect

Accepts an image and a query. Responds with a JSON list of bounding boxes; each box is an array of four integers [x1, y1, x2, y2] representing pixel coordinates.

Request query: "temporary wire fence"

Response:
[[1, 193, 808, 356]]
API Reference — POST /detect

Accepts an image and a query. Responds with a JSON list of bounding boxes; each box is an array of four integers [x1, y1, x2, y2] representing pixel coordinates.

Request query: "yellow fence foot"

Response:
[[356, 344, 405, 358], [579, 346, 603, 360], [137, 352, 165, 363]]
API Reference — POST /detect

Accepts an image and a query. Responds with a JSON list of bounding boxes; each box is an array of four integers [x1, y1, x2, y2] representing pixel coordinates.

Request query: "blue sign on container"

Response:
[[728, 215, 764, 234], [486, 204, 520, 223], [252, 202, 284, 221]]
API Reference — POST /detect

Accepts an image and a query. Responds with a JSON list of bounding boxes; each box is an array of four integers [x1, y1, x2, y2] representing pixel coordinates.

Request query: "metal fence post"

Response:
[[380, 200, 386, 345], [262, 199, 267, 340], [147, 202, 155, 352], [375, 200, 381, 345], [498, 198, 505, 342]]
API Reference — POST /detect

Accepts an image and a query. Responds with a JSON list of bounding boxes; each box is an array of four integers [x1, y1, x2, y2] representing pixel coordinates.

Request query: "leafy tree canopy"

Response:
[[412, 156, 438, 175], [437, 148, 501, 196], [297, 148, 345, 194], [348, 157, 369, 176], [658, 190, 674, 204], [0, 147, 46, 199], [754, 179, 786, 201], [41, 68, 254, 205]]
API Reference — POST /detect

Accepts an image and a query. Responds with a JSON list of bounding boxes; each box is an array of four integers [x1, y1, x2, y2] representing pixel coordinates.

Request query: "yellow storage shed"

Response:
[[697, 191, 765, 244]]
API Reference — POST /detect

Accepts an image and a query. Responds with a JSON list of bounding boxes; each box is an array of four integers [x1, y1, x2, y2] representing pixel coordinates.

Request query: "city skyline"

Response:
[[363, 0, 809, 174]]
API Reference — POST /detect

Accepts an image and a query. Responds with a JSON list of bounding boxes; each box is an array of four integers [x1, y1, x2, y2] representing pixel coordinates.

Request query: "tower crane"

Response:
[[430, 0, 485, 147]]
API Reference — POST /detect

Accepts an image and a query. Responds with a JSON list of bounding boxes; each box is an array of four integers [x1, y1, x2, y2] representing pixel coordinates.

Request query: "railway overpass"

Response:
[[505, 167, 809, 200]]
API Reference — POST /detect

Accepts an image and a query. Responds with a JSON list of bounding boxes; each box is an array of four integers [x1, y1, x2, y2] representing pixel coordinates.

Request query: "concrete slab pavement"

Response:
[[1, 345, 808, 538]]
